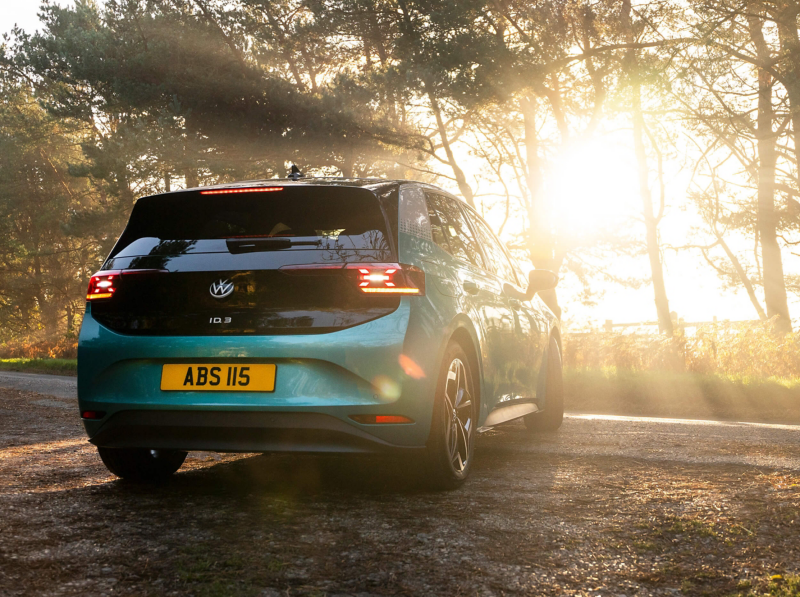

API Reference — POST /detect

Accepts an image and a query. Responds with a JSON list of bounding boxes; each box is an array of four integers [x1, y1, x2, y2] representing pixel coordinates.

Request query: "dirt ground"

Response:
[[1, 385, 799, 597]]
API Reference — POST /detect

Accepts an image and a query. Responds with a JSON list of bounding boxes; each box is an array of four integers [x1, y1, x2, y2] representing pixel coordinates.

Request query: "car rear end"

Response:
[[78, 183, 439, 455]]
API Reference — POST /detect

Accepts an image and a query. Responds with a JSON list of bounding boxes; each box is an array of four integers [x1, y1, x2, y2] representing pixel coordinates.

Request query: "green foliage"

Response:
[[731, 575, 800, 597], [0, 358, 77, 375], [0, 0, 418, 340], [0, 82, 104, 338]]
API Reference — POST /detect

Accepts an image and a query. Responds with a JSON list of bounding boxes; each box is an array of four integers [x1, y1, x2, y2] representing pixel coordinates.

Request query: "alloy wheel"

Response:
[[443, 357, 474, 473]]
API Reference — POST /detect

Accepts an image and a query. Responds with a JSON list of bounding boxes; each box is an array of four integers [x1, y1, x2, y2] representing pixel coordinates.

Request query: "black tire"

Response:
[[423, 341, 478, 490], [97, 447, 187, 481], [524, 336, 564, 433]]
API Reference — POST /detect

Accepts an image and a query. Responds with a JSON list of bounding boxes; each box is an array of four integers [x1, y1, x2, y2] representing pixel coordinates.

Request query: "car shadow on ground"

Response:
[[110, 439, 530, 498]]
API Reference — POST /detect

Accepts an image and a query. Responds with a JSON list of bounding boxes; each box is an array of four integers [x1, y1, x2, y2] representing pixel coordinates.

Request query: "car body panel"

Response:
[[78, 178, 560, 454]]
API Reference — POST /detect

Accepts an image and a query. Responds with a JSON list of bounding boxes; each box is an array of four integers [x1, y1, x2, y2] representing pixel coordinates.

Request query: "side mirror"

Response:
[[503, 269, 559, 302], [527, 269, 559, 294]]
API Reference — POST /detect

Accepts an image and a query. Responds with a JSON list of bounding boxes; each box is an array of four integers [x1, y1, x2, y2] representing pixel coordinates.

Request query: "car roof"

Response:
[[162, 177, 455, 196]]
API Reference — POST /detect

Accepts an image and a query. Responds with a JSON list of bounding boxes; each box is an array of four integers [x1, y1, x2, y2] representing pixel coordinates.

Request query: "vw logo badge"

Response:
[[209, 279, 234, 299]]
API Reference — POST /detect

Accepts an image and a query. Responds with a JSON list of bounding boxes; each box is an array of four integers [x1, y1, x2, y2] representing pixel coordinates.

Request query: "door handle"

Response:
[[462, 280, 480, 295]]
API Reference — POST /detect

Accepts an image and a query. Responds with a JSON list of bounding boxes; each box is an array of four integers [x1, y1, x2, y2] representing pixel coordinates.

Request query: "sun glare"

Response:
[[548, 139, 640, 241]]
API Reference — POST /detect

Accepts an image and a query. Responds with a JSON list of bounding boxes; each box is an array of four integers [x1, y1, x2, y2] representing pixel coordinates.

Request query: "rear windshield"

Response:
[[111, 186, 391, 258]]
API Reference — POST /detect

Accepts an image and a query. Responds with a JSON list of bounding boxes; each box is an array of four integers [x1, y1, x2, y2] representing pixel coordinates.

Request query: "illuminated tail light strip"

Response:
[[199, 187, 284, 195]]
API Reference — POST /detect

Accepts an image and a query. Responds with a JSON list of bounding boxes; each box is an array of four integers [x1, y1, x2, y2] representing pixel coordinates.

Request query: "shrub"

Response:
[[563, 322, 800, 379], [0, 335, 78, 360]]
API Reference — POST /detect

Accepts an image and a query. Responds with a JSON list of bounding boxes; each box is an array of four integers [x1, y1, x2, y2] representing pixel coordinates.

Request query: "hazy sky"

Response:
[[1, 1, 78, 37], [2, 1, 44, 36]]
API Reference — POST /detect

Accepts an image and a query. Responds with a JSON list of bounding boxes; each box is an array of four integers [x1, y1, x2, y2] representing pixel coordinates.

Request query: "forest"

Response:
[[0, 0, 799, 357]]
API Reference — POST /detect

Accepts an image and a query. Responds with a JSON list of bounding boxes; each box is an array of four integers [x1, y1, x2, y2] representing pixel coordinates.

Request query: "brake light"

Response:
[[278, 262, 425, 294], [199, 187, 283, 195], [86, 271, 120, 300], [346, 263, 425, 295]]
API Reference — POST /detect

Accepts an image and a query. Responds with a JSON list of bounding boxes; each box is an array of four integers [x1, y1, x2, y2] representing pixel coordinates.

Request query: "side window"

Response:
[[466, 210, 519, 285], [424, 193, 451, 253], [426, 193, 484, 268]]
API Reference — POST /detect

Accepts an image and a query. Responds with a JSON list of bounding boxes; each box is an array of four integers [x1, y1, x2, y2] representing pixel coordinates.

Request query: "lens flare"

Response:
[[399, 354, 426, 379], [372, 375, 401, 400]]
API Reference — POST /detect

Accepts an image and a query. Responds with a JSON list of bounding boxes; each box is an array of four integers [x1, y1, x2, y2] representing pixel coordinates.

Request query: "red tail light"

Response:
[[86, 271, 120, 300], [280, 262, 425, 295], [86, 269, 168, 301], [346, 263, 425, 295]]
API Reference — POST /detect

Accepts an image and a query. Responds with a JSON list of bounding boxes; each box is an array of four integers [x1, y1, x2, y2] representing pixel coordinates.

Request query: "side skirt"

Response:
[[478, 402, 539, 431]]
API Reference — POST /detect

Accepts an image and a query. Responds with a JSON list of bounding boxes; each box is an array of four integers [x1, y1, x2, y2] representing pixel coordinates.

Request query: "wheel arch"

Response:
[[550, 323, 562, 353], [443, 318, 483, 423]]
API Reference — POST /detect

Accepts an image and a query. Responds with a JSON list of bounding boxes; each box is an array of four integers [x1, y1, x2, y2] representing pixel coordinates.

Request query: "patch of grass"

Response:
[[174, 543, 288, 597], [730, 575, 800, 596], [664, 518, 721, 540], [633, 539, 658, 552], [729, 524, 756, 537], [266, 560, 288, 573], [564, 367, 800, 424], [0, 358, 77, 376]]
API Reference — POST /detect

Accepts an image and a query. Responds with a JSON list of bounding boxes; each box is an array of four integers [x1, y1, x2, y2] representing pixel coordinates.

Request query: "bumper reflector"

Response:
[[350, 414, 414, 425], [81, 411, 106, 420]]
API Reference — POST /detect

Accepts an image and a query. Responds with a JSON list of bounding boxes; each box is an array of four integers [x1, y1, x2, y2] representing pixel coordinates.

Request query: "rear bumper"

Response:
[[89, 410, 423, 454], [78, 298, 445, 449]]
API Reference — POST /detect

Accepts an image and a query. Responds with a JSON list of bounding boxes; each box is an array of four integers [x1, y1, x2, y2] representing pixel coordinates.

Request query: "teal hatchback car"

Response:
[[78, 178, 562, 488]]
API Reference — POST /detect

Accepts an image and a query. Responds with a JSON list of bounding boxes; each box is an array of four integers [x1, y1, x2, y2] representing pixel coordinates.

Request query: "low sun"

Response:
[[547, 138, 642, 243]]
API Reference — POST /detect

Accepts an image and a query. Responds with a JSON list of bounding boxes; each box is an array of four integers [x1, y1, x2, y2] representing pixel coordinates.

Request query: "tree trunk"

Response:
[[184, 168, 199, 189], [520, 96, 560, 316], [340, 147, 354, 178], [520, 96, 549, 264], [715, 234, 768, 321], [425, 88, 476, 208], [773, 1, 800, 188], [622, 0, 673, 335], [116, 165, 135, 204], [749, 14, 792, 333], [66, 303, 74, 334], [32, 253, 58, 334]]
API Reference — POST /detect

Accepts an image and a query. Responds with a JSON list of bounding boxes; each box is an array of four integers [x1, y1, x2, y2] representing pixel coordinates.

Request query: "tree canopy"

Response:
[[0, 0, 798, 343]]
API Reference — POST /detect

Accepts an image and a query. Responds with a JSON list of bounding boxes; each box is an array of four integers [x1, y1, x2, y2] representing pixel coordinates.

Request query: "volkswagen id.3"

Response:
[[78, 179, 562, 488]]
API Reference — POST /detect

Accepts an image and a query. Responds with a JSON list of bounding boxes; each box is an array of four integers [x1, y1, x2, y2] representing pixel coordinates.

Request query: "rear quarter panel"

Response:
[[397, 184, 495, 426]]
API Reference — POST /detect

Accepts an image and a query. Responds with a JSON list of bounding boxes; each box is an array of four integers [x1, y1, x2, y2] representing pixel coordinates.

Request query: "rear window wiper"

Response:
[[226, 237, 321, 254]]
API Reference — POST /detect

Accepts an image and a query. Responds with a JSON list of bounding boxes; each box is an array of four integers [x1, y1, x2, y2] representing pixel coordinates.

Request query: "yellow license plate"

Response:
[[160, 364, 276, 392]]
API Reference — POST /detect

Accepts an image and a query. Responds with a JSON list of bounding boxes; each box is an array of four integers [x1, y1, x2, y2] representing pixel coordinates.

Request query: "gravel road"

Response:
[[0, 371, 77, 399], [1, 373, 799, 596]]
